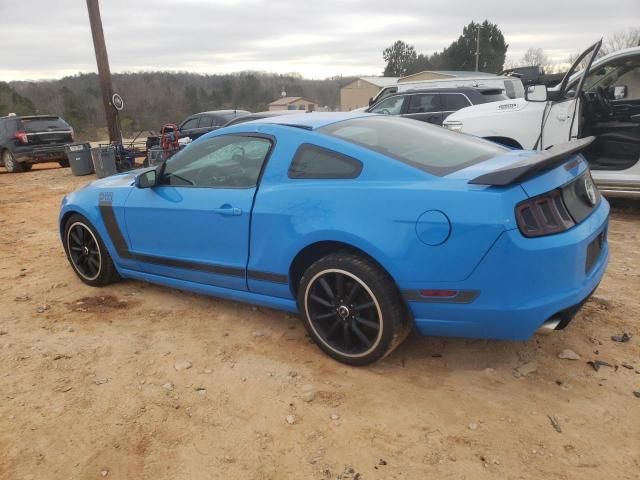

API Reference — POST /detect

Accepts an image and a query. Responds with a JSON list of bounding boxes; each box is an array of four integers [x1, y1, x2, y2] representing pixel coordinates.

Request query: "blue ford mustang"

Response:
[[59, 113, 609, 365]]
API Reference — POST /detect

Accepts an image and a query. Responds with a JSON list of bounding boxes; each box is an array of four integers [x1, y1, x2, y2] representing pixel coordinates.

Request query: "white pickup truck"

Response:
[[443, 40, 640, 198]]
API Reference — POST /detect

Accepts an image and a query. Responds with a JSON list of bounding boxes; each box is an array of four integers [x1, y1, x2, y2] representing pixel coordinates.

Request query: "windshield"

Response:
[[318, 116, 508, 176], [582, 57, 640, 92], [19, 117, 70, 132]]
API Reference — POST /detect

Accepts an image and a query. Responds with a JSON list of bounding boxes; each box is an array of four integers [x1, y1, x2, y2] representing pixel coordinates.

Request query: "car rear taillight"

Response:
[[14, 131, 28, 144], [516, 189, 575, 237]]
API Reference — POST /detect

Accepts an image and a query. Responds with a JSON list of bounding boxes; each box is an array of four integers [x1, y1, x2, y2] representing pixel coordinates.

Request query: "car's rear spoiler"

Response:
[[468, 136, 595, 186]]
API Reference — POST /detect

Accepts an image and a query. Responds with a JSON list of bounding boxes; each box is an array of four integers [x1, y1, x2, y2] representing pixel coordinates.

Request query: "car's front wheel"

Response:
[[298, 253, 410, 365], [63, 214, 120, 287]]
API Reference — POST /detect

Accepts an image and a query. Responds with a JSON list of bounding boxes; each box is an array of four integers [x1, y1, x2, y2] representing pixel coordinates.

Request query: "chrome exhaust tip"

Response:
[[536, 317, 561, 335]]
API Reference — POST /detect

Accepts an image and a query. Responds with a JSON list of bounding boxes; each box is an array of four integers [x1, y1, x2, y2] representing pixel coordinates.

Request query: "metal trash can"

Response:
[[91, 146, 118, 179], [65, 143, 94, 176]]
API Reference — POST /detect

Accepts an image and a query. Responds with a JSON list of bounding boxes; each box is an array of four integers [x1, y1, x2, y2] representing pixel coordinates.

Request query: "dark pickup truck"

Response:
[[0, 115, 74, 172]]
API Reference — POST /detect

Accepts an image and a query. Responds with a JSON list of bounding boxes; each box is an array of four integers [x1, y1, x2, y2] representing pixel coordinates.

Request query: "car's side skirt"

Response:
[[119, 267, 299, 313], [98, 202, 288, 285]]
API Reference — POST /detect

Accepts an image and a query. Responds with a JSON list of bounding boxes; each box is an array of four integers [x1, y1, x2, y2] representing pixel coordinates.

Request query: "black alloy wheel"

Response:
[[299, 253, 410, 365], [66, 221, 102, 281], [306, 268, 383, 357]]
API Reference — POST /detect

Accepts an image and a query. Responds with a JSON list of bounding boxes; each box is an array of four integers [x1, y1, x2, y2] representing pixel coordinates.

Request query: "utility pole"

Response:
[[86, 0, 122, 144], [475, 24, 481, 72]]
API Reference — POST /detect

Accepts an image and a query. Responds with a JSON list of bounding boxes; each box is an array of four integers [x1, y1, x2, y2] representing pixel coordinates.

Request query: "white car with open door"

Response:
[[443, 40, 640, 198]]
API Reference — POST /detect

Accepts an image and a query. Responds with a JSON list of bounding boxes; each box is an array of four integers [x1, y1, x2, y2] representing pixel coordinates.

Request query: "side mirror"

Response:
[[525, 84, 548, 102], [613, 85, 627, 100], [368, 97, 374, 106], [135, 168, 158, 188]]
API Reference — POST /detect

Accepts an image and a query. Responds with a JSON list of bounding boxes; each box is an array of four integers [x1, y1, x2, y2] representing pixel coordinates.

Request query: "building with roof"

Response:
[[339, 77, 399, 111], [397, 70, 495, 83], [268, 96, 318, 112]]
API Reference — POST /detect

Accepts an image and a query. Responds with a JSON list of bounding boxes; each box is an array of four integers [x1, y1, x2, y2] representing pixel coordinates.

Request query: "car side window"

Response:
[[406, 94, 440, 114], [288, 144, 362, 179], [180, 118, 199, 130], [199, 116, 214, 128], [442, 94, 472, 112], [369, 96, 405, 115], [162, 135, 272, 188]]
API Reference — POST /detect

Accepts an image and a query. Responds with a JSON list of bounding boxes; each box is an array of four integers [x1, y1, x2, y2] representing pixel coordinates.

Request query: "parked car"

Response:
[[444, 40, 640, 198], [368, 74, 524, 107], [178, 110, 250, 140], [366, 87, 509, 125], [59, 112, 609, 365], [500, 65, 565, 88], [0, 114, 73, 172], [222, 110, 302, 127]]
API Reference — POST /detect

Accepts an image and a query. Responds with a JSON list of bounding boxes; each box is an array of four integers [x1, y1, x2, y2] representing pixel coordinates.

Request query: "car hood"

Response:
[[87, 170, 140, 190], [444, 97, 531, 123]]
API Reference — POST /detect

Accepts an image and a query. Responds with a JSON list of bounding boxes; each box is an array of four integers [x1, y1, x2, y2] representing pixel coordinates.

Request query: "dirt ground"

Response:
[[1, 163, 639, 480]]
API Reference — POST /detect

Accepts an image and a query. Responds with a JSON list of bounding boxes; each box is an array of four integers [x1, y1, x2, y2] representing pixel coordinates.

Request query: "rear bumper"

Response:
[[13, 145, 67, 163], [405, 199, 610, 340]]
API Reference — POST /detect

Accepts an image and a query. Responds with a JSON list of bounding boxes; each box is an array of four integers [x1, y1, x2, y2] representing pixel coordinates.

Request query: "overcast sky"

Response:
[[0, 0, 638, 82]]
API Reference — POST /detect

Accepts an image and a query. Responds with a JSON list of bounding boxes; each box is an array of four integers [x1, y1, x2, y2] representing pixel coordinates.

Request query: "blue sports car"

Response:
[[59, 113, 609, 365]]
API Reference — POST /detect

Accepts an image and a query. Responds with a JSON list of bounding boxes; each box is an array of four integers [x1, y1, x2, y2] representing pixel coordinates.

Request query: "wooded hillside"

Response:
[[3, 72, 353, 140]]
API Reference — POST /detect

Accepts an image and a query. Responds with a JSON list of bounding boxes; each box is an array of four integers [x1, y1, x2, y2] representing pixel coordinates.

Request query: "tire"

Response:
[[63, 214, 120, 287], [59, 159, 70, 168], [2, 150, 21, 173], [298, 253, 410, 365]]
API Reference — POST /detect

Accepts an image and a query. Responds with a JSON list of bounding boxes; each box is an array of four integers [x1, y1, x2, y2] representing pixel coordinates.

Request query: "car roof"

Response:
[[223, 110, 301, 125], [1, 114, 60, 120], [397, 86, 502, 94], [248, 111, 370, 130], [188, 110, 249, 117]]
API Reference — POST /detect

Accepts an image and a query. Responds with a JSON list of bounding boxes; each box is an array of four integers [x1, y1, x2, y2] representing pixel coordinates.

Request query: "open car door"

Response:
[[539, 40, 602, 149]]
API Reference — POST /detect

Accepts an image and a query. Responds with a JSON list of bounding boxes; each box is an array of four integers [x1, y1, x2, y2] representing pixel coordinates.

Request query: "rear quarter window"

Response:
[[288, 144, 362, 179], [319, 116, 508, 176]]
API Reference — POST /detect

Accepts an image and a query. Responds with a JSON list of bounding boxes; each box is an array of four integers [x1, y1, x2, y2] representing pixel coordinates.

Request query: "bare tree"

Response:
[[520, 47, 549, 67], [599, 28, 640, 57]]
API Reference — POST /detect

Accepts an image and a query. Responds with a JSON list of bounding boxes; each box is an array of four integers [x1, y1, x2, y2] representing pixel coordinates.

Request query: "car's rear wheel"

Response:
[[59, 159, 70, 168], [63, 214, 119, 287], [2, 150, 21, 173], [298, 253, 409, 365]]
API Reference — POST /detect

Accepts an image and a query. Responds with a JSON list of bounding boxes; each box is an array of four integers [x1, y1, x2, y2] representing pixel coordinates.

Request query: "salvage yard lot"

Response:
[[1, 164, 639, 480]]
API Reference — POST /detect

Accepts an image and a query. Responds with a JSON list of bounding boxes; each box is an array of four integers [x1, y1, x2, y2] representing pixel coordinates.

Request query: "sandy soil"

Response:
[[1, 163, 639, 480]]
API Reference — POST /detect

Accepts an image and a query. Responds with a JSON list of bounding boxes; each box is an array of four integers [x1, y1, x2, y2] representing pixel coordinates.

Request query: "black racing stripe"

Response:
[[247, 270, 288, 284], [402, 290, 479, 304], [136, 253, 245, 277], [99, 203, 134, 259], [99, 201, 285, 283]]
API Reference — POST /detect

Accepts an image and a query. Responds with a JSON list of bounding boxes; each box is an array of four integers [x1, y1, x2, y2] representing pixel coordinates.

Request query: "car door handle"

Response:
[[213, 204, 242, 216]]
